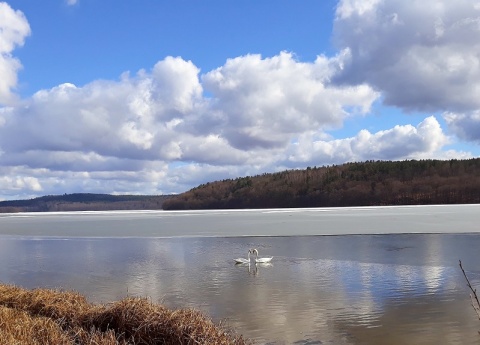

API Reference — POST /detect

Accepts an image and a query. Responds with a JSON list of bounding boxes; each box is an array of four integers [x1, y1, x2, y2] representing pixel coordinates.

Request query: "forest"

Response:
[[162, 158, 480, 210], [0, 193, 172, 213]]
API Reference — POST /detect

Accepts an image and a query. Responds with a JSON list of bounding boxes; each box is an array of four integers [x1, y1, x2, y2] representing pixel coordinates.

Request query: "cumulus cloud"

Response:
[[0, 2, 30, 105], [202, 52, 378, 150], [0, 53, 379, 168], [0, 57, 205, 162], [283, 116, 454, 167], [0, 174, 42, 193], [444, 111, 480, 143], [333, 0, 480, 113]]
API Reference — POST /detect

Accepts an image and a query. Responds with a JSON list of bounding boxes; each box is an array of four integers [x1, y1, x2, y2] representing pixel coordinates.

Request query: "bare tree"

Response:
[[459, 260, 480, 334]]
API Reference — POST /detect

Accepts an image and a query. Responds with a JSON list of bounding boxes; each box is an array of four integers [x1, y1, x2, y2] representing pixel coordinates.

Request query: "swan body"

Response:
[[252, 248, 273, 263], [234, 249, 252, 264]]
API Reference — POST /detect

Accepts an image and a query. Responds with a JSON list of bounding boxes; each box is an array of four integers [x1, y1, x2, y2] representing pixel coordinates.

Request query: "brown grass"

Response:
[[0, 283, 250, 344]]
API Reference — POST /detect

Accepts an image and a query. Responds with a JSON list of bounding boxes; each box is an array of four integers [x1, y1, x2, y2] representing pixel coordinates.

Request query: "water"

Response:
[[1, 205, 480, 344]]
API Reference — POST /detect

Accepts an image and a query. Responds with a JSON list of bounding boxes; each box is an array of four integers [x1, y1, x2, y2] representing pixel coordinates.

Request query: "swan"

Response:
[[234, 249, 252, 264], [252, 248, 272, 263]]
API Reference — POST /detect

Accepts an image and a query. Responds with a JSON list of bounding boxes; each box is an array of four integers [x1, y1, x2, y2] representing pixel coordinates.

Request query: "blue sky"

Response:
[[12, 0, 337, 95], [1, 0, 479, 200]]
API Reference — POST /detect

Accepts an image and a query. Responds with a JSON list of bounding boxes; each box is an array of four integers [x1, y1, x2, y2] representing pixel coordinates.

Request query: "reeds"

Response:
[[0, 283, 250, 344]]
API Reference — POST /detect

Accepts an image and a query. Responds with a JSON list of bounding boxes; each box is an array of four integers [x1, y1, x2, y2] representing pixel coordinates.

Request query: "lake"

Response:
[[1, 205, 480, 344]]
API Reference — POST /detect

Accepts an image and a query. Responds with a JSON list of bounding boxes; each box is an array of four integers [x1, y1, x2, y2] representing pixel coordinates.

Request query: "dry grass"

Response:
[[0, 283, 250, 345]]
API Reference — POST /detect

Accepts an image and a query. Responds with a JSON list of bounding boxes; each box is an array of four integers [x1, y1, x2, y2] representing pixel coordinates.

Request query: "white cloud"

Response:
[[202, 51, 378, 150], [0, 53, 379, 167], [0, 2, 30, 105], [0, 58, 205, 162], [0, 3, 30, 53], [336, 0, 382, 19], [444, 111, 480, 143], [333, 0, 480, 113], [65, 0, 79, 5], [0, 174, 42, 193], [283, 116, 455, 167]]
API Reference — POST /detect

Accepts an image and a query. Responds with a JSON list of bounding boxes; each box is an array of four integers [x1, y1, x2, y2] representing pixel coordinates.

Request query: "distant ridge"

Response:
[[0, 193, 173, 213], [163, 158, 480, 210]]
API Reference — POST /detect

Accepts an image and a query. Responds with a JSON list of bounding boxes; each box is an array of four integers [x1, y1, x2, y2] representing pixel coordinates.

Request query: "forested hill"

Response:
[[162, 159, 480, 210], [0, 193, 172, 213]]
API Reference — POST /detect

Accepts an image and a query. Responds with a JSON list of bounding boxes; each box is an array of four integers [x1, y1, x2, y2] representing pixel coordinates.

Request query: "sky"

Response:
[[1, 0, 480, 200]]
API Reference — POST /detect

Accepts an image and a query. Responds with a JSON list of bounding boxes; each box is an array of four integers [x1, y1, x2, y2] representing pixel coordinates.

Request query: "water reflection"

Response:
[[1, 234, 480, 344], [235, 262, 273, 276]]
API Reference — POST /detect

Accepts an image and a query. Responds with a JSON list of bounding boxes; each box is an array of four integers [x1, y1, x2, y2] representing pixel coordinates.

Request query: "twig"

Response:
[[459, 260, 480, 321]]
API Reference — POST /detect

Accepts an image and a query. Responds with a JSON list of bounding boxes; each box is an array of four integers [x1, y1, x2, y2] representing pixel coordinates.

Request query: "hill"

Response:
[[162, 158, 480, 210], [0, 193, 173, 213]]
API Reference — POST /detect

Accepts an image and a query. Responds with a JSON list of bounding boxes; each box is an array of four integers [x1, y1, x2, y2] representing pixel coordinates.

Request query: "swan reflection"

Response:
[[235, 261, 273, 276]]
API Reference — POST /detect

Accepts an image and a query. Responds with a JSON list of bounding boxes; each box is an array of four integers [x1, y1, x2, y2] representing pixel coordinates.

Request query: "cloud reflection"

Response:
[[0, 234, 479, 344]]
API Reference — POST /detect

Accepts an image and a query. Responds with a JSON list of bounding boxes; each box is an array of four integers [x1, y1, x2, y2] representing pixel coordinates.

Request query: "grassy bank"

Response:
[[0, 283, 250, 344]]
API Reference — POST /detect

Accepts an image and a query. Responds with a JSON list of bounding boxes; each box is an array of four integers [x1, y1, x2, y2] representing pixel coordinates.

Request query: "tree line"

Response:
[[162, 158, 480, 210], [0, 193, 172, 213]]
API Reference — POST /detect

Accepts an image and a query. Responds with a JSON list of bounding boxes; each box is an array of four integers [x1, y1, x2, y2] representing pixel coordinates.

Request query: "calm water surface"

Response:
[[0, 205, 480, 344]]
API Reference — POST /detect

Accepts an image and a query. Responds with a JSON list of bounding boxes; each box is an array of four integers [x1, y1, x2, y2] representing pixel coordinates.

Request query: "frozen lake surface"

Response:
[[0, 204, 479, 238]]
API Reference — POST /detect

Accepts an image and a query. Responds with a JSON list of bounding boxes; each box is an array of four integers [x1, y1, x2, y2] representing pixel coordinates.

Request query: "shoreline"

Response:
[[1, 202, 479, 216]]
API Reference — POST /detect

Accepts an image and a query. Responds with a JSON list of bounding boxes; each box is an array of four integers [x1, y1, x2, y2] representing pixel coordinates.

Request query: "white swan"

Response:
[[234, 249, 252, 264], [252, 248, 272, 263]]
